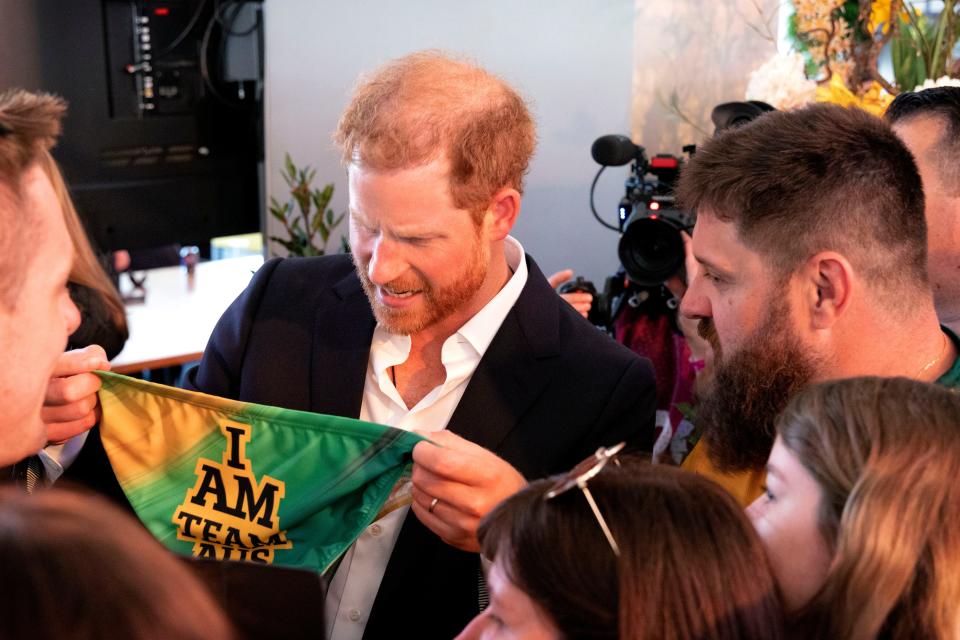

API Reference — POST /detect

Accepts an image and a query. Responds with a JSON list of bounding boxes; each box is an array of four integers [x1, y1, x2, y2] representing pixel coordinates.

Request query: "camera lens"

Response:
[[618, 216, 684, 286]]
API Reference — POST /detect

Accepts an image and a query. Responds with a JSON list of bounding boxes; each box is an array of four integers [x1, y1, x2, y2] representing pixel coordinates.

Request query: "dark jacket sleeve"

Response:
[[579, 355, 658, 457], [184, 258, 283, 398]]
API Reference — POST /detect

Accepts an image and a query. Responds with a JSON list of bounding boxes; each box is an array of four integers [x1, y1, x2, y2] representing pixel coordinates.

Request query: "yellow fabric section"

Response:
[[681, 440, 766, 507], [98, 377, 222, 485], [374, 473, 413, 521]]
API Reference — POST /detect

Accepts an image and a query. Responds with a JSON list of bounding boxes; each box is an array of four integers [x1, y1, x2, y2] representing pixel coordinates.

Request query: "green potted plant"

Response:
[[269, 153, 347, 257]]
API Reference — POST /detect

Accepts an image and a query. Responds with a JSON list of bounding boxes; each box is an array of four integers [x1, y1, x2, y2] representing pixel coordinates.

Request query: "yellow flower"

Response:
[[815, 75, 893, 116], [869, 0, 893, 35]]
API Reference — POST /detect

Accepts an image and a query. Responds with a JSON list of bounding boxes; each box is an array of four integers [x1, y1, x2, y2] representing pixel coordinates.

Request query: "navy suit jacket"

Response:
[[187, 253, 657, 638], [76, 253, 657, 639]]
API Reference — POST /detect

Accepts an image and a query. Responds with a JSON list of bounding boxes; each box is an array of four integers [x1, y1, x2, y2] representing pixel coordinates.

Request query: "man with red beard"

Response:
[[674, 103, 959, 506], [49, 51, 656, 638]]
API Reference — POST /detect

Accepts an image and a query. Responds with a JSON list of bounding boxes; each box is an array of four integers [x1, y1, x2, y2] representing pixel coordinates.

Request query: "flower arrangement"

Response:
[[747, 1, 959, 114]]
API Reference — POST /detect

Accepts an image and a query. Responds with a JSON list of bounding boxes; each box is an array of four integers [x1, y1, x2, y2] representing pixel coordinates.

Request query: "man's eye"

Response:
[[487, 612, 506, 628]]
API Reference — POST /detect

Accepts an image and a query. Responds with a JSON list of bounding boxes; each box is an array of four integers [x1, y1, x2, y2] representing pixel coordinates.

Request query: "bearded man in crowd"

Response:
[[675, 103, 958, 504]]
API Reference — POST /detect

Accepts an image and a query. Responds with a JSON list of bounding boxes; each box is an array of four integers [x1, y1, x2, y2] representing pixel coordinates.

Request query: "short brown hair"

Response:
[[334, 50, 536, 218], [886, 86, 960, 197], [0, 486, 234, 639], [479, 460, 784, 639], [0, 89, 67, 308], [778, 377, 960, 639], [676, 104, 928, 308]]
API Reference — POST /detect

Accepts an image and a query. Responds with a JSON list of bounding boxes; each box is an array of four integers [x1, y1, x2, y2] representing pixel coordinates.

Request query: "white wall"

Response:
[[263, 0, 635, 285], [631, 0, 778, 151]]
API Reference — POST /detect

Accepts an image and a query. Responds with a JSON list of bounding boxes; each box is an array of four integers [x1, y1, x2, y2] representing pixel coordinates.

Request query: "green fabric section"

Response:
[[96, 371, 426, 574], [936, 326, 960, 389]]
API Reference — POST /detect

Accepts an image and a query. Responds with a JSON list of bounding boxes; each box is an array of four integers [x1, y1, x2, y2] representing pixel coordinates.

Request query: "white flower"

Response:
[[745, 52, 817, 110], [913, 75, 960, 92]]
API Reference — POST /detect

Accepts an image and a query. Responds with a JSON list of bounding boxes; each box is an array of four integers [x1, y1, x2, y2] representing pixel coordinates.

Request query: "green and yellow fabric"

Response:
[[96, 371, 423, 574]]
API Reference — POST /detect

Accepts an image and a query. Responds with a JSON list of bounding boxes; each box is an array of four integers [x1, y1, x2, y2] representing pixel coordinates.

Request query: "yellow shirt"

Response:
[[681, 440, 767, 507]]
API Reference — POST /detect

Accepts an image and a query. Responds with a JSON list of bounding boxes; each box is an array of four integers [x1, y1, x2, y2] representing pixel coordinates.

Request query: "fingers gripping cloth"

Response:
[[96, 372, 425, 575]]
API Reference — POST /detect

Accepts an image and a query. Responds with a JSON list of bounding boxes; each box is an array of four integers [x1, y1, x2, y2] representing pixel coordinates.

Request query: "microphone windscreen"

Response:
[[591, 134, 638, 166]]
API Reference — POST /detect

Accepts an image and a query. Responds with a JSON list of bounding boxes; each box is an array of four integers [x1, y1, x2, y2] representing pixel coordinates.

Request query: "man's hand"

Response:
[[42, 346, 111, 445], [411, 430, 527, 553], [547, 269, 592, 318]]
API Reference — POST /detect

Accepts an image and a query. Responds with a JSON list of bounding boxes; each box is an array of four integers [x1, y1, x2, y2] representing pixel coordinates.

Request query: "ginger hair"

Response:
[[334, 50, 536, 220]]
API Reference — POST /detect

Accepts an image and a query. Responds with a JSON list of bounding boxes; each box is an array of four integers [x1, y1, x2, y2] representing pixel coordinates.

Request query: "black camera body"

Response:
[[591, 135, 695, 287], [616, 153, 694, 287], [578, 102, 775, 331]]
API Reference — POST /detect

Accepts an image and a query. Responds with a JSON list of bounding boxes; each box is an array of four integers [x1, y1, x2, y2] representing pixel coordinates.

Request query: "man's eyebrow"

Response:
[[765, 462, 782, 481], [695, 255, 733, 277]]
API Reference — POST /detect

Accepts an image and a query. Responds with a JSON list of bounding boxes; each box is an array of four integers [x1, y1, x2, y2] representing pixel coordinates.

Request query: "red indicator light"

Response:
[[154, 7, 170, 15], [650, 157, 679, 169], [649, 201, 661, 211], [649, 214, 658, 220]]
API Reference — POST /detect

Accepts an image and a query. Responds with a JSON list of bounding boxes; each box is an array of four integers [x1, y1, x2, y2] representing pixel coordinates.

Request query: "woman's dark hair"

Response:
[[478, 460, 784, 639], [0, 487, 233, 639]]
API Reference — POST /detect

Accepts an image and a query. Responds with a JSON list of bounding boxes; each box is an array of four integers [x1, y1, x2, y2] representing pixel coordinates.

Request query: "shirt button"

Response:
[[369, 524, 382, 536], [348, 608, 362, 622]]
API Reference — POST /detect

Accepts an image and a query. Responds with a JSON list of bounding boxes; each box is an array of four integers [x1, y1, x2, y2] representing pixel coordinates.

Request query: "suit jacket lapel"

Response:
[[447, 256, 561, 453], [308, 271, 375, 418], [306, 255, 562, 444]]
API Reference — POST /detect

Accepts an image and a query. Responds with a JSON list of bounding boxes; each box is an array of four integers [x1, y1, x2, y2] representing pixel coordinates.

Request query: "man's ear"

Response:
[[482, 187, 521, 240], [805, 251, 854, 329]]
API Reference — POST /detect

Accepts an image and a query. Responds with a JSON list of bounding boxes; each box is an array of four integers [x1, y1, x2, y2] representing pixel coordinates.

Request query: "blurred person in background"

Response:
[[38, 148, 129, 360], [0, 486, 233, 640], [886, 87, 960, 335]]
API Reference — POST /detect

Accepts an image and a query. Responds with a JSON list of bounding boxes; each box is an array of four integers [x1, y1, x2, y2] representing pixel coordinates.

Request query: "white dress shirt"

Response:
[[324, 236, 528, 640], [40, 430, 89, 485]]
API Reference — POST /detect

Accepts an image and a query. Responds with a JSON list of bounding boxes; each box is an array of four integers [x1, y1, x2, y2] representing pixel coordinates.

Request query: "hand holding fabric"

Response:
[[411, 430, 527, 552], [42, 345, 110, 444]]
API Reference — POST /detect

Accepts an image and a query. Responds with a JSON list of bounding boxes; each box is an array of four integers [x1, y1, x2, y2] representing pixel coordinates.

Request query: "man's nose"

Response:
[[679, 274, 711, 320], [64, 293, 81, 336], [366, 238, 405, 285], [452, 612, 490, 640]]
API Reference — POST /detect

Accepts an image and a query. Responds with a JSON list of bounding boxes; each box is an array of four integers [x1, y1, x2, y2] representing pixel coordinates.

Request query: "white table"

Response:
[[111, 255, 264, 374]]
